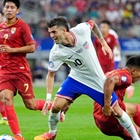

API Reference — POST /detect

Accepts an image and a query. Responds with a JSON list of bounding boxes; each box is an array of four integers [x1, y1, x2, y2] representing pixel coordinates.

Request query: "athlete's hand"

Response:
[[102, 106, 113, 116], [42, 100, 52, 116], [0, 45, 14, 53], [101, 41, 113, 59]]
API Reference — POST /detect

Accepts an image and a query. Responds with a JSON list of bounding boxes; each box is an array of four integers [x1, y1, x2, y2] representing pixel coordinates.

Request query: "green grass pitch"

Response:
[[1, 84, 140, 140]]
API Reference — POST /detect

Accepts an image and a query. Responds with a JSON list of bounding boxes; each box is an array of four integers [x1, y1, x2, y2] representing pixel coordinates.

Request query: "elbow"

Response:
[[30, 44, 36, 53]]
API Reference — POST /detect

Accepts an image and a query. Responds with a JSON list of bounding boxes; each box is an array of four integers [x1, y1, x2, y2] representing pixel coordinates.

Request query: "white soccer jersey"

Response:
[[48, 22, 106, 92]]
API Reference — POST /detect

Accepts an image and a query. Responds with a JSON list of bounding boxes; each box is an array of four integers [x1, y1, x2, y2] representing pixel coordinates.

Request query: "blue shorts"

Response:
[[56, 77, 118, 107]]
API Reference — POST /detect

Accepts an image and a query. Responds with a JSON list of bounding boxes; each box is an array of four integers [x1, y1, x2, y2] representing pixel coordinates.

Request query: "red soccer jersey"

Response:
[[94, 68, 132, 121], [94, 33, 117, 67], [0, 19, 35, 74]]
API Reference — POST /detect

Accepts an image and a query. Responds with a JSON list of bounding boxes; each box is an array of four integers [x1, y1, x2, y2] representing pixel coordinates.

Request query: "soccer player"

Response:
[[94, 20, 118, 73], [34, 16, 140, 140], [94, 56, 140, 139], [0, 12, 8, 126], [0, 0, 45, 140]]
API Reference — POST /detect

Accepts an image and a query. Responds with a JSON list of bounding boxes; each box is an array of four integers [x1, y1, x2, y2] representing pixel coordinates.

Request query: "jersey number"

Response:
[[74, 59, 82, 66]]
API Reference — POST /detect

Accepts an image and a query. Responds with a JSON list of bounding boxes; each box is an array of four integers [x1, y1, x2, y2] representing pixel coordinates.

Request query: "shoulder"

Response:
[[71, 22, 91, 34]]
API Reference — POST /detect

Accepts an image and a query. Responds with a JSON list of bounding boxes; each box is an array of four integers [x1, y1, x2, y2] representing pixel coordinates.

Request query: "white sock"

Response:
[[117, 110, 139, 140], [48, 111, 60, 136]]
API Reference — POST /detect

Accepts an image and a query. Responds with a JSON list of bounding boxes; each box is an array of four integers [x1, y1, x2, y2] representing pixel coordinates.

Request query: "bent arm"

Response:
[[0, 43, 35, 53], [104, 75, 119, 108]]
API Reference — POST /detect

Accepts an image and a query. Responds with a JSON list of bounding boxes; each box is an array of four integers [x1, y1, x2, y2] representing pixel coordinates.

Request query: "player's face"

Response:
[[131, 68, 140, 83], [48, 26, 66, 44], [3, 2, 19, 20], [100, 23, 110, 35]]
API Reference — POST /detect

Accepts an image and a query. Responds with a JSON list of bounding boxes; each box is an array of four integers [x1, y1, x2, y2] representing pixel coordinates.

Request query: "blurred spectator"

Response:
[[32, 62, 47, 82], [19, 0, 140, 39]]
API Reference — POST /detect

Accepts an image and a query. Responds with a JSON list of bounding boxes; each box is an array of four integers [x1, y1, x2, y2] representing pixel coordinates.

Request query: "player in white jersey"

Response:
[[34, 16, 140, 140]]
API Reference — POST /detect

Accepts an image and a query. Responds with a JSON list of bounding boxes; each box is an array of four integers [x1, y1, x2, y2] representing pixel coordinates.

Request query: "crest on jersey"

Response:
[[121, 76, 127, 82], [48, 61, 54, 68], [83, 41, 89, 49], [11, 27, 16, 34]]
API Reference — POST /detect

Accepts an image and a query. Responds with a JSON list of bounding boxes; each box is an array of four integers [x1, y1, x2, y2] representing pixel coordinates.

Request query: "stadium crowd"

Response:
[[19, 0, 140, 39]]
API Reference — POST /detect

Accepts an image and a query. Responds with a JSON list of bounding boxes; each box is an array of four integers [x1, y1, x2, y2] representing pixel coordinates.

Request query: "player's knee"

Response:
[[51, 102, 64, 113], [133, 104, 140, 127], [25, 102, 36, 110]]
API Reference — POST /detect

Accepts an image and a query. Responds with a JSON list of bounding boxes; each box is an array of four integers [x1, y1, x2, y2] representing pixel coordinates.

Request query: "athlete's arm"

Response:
[[42, 71, 56, 116], [87, 20, 113, 59], [103, 75, 119, 116], [46, 71, 56, 94], [0, 43, 35, 53]]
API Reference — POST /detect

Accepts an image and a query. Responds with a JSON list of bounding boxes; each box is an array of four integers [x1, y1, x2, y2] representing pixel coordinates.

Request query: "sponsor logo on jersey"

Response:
[[11, 27, 16, 34], [49, 61, 54, 68], [83, 41, 89, 49], [121, 76, 127, 82]]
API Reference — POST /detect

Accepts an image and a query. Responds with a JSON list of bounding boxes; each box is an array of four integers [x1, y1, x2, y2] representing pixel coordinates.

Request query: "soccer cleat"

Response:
[[0, 118, 8, 125], [34, 132, 57, 140], [14, 135, 24, 140]]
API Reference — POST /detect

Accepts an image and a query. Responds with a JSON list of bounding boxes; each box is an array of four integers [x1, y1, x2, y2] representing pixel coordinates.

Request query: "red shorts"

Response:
[[0, 72, 34, 99], [94, 116, 132, 140]]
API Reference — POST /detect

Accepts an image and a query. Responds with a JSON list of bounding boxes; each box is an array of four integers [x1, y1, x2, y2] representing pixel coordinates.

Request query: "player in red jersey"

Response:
[[94, 55, 140, 140], [94, 20, 119, 73], [42, 56, 140, 140], [0, 0, 45, 140]]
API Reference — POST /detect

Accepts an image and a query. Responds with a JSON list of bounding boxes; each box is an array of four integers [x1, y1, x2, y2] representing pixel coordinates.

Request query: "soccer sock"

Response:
[[0, 101, 7, 119], [5, 105, 21, 135], [35, 100, 45, 110], [48, 110, 60, 136], [117, 110, 139, 140], [133, 104, 140, 127]]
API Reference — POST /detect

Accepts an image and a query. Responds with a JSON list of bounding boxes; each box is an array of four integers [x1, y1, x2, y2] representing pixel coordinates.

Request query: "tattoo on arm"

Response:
[[92, 23, 104, 42]]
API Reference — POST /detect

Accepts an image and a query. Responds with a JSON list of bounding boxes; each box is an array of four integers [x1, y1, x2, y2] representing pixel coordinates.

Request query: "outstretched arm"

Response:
[[42, 71, 56, 116]]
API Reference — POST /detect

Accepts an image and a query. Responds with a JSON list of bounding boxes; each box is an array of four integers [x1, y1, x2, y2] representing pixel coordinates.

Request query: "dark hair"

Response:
[[101, 20, 111, 27], [3, 0, 20, 9], [126, 56, 140, 68], [47, 16, 69, 31]]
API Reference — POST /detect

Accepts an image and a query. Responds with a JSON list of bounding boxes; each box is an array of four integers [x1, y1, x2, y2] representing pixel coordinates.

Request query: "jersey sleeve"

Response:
[[86, 20, 94, 30], [21, 22, 35, 45], [117, 72, 132, 87], [48, 45, 63, 72]]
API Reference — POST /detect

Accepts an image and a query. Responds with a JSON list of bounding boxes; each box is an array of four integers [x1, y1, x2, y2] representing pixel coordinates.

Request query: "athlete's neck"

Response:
[[61, 32, 75, 47], [5, 17, 18, 26]]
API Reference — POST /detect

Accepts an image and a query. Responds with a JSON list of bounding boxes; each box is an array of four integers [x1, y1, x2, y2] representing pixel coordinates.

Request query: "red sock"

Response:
[[35, 100, 45, 110], [133, 104, 140, 127], [5, 105, 21, 135], [0, 102, 7, 118]]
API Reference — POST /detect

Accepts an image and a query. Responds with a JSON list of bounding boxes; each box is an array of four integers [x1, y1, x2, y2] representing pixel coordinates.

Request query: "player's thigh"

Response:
[[112, 102, 123, 117], [15, 73, 34, 99], [125, 103, 136, 117]]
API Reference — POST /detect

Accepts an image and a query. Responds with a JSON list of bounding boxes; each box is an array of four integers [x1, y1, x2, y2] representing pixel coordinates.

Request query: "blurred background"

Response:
[[1, 0, 140, 84]]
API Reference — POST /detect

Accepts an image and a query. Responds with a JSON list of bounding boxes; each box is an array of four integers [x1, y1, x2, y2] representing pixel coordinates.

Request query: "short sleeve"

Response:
[[48, 46, 63, 71]]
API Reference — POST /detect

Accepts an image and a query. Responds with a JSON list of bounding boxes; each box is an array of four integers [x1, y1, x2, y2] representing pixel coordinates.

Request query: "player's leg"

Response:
[[0, 101, 8, 125], [16, 72, 45, 111], [112, 102, 140, 140], [0, 89, 24, 139], [34, 97, 69, 140]]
